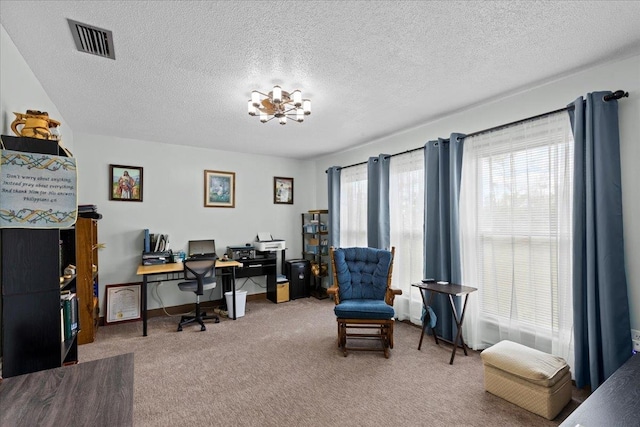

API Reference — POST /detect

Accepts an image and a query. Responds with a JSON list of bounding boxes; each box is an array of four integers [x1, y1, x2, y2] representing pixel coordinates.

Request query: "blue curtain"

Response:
[[327, 166, 341, 249], [367, 154, 390, 249], [423, 134, 465, 341], [569, 92, 632, 390]]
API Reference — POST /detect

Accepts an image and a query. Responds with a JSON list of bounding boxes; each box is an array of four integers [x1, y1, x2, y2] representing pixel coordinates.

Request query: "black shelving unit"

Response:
[[301, 209, 329, 299], [0, 135, 78, 377]]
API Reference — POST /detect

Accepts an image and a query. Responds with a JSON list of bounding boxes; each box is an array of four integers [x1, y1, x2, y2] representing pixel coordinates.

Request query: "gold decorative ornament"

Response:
[[11, 110, 61, 140], [311, 262, 328, 277]]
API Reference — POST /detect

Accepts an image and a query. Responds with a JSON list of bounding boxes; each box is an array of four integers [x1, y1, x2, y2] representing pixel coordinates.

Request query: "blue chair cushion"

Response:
[[333, 247, 392, 301], [334, 299, 395, 320]]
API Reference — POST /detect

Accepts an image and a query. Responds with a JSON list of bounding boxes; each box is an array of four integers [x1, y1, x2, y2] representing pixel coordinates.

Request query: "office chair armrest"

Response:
[[326, 285, 340, 304], [385, 287, 402, 305]]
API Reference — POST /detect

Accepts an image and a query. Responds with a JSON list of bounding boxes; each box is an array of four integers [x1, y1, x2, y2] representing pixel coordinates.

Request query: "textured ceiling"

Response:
[[1, 1, 640, 160]]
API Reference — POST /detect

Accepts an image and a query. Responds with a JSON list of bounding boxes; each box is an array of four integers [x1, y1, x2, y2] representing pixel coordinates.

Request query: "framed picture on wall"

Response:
[[274, 176, 294, 204], [109, 164, 143, 202], [204, 170, 235, 208]]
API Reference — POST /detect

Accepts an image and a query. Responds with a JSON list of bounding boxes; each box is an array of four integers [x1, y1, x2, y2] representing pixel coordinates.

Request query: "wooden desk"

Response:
[[0, 353, 134, 427], [412, 281, 477, 364], [559, 353, 640, 426], [136, 259, 242, 336]]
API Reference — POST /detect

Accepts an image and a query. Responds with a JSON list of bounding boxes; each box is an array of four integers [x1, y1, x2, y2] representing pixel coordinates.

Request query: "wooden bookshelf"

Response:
[[75, 217, 100, 344]]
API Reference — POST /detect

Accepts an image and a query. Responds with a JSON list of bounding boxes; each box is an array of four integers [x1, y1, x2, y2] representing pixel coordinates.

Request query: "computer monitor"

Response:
[[188, 239, 217, 258]]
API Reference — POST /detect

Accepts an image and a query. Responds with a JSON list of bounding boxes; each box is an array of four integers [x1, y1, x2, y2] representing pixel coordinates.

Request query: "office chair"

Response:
[[177, 258, 220, 331], [327, 246, 401, 358]]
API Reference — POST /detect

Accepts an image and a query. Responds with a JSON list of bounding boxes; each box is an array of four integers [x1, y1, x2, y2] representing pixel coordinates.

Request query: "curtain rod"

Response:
[[326, 90, 629, 173]]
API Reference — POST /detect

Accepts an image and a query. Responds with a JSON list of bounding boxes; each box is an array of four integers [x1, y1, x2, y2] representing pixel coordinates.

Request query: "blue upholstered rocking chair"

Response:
[[327, 246, 402, 358]]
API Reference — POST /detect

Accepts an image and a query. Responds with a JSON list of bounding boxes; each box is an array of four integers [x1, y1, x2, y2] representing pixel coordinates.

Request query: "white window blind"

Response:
[[390, 150, 425, 323], [340, 164, 368, 247], [459, 112, 574, 364]]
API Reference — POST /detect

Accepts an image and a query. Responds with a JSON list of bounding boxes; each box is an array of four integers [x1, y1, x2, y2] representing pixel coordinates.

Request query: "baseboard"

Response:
[[97, 292, 268, 323]]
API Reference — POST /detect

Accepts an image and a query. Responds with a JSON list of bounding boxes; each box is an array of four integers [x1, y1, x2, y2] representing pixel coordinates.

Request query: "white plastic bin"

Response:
[[225, 290, 247, 318]]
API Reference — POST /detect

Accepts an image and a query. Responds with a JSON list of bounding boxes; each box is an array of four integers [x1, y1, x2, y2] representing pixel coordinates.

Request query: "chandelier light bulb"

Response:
[[248, 101, 257, 116], [279, 116, 287, 125], [296, 108, 304, 122], [260, 111, 268, 123], [251, 91, 261, 107], [272, 86, 282, 104], [303, 99, 311, 115], [292, 90, 302, 107]]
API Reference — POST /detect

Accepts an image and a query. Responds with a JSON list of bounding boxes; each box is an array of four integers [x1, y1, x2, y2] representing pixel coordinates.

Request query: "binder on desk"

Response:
[[143, 231, 161, 253], [143, 229, 150, 252]]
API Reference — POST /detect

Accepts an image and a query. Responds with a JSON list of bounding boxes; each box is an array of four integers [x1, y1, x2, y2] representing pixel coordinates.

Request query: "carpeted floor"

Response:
[[79, 297, 584, 426]]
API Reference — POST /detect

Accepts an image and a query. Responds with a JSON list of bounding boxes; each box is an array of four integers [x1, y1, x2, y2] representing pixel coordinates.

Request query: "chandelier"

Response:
[[248, 86, 311, 125]]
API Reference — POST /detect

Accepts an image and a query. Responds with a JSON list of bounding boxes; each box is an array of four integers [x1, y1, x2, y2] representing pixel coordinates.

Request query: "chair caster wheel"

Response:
[[201, 325, 206, 331], [177, 326, 183, 332]]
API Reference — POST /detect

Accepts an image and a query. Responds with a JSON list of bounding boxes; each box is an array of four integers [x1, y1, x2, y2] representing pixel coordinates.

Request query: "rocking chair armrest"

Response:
[[385, 287, 402, 305], [326, 285, 340, 304]]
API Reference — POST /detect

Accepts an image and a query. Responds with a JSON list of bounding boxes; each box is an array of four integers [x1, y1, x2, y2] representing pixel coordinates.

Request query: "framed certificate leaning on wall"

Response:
[[105, 283, 142, 324]]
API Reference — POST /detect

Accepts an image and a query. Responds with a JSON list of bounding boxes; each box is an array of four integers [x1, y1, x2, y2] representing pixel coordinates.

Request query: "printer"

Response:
[[226, 245, 255, 260], [254, 232, 286, 252]]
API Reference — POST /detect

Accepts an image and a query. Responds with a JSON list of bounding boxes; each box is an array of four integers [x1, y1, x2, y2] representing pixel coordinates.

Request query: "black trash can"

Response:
[[285, 259, 311, 299]]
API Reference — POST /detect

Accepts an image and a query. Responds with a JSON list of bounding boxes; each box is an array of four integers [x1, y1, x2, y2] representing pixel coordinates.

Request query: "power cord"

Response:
[[235, 277, 265, 289], [151, 281, 194, 317], [150, 276, 259, 319]]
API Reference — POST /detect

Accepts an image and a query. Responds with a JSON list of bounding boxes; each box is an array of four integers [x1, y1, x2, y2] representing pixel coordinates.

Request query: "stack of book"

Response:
[[60, 291, 79, 341], [78, 204, 102, 220]]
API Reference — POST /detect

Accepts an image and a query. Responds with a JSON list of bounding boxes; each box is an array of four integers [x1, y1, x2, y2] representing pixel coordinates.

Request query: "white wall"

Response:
[[0, 26, 74, 151], [2, 25, 317, 312], [73, 133, 316, 309], [313, 54, 640, 332]]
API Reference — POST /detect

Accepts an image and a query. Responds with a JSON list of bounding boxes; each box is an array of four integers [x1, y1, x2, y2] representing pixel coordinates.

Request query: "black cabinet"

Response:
[[229, 254, 278, 303], [0, 135, 78, 378], [285, 259, 311, 300]]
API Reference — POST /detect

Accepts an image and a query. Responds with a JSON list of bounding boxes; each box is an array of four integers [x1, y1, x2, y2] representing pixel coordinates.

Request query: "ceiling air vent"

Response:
[[68, 19, 115, 60]]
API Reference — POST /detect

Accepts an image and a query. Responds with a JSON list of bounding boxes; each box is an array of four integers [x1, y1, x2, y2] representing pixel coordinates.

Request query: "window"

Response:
[[389, 150, 425, 323], [459, 112, 574, 361], [340, 164, 368, 247]]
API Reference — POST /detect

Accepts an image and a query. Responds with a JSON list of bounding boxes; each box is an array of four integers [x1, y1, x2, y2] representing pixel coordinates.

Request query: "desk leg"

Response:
[[231, 266, 237, 320], [418, 288, 427, 349], [447, 294, 470, 365], [142, 275, 148, 337]]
